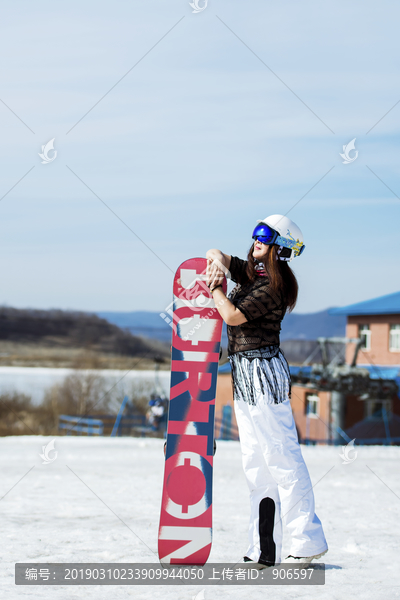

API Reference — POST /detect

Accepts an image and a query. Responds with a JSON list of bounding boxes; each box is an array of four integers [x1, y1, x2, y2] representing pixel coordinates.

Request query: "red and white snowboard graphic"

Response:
[[158, 258, 226, 565]]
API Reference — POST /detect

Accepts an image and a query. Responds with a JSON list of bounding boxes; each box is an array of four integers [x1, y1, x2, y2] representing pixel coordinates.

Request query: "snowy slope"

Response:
[[1, 437, 400, 600]]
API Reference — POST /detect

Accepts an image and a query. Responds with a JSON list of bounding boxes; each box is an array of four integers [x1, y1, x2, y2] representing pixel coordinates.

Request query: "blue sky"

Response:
[[0, 0, 399, 314]]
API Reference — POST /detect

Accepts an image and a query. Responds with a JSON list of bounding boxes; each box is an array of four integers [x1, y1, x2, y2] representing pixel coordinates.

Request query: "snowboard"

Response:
[[158, 257, 226, 565]]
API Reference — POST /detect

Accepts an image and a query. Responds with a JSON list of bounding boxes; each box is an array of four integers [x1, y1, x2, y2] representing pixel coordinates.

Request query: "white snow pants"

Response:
[[231, 350, 328, 565]]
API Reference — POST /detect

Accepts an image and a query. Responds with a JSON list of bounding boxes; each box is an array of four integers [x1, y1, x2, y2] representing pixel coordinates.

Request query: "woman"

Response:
[[206, 214, 328, 568]]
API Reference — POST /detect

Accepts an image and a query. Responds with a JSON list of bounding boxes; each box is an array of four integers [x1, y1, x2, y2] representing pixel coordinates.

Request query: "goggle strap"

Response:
[[275, 234, 304, 252]]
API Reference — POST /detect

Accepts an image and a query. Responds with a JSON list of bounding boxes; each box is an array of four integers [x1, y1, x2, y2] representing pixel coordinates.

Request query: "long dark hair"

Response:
[[246, 243, 298, 313]]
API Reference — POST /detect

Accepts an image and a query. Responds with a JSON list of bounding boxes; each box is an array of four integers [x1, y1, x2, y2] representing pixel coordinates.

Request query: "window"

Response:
[[389, 324, 400, 351], [365, 399, 392, 420], [359, 324, 371, 351], [305, 394, 319, 418]]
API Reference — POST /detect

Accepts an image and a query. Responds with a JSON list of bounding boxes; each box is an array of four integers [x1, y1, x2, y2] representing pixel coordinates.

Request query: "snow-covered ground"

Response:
[[1, 436, 400, 600]]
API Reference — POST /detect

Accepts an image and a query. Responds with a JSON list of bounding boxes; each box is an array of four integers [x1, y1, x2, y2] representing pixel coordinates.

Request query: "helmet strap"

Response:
[[276, 246, 291, 261]]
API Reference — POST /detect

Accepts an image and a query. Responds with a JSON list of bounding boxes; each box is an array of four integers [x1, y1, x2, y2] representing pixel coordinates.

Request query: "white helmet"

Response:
[[254, 214, 305, 262]]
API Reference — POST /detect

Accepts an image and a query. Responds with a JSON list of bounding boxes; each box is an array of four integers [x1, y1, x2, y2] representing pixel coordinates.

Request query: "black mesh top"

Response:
[[227, 255, 286, 356]]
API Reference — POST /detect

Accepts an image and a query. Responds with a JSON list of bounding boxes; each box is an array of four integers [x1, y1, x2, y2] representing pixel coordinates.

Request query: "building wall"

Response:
[[344, 394, 365, 428], [215, 373, 331, 444], [345, 314, 400, 366], [290, 386, 331, 442], [215, 374, 236, 437]]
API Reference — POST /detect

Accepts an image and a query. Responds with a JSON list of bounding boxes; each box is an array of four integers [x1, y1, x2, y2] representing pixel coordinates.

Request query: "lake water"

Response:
[[0, 366, 171, 406]]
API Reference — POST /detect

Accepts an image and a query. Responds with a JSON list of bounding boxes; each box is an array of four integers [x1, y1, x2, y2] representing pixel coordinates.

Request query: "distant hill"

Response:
[[281, 308, 346, 341], [98, 311, 173, 344], [97, 308, 347, 346], [0, 307, 345, 369], [0, 307, 169, 359]]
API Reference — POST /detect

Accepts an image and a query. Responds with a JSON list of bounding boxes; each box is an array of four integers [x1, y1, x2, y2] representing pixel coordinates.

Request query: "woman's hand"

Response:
[[205, 249, 231, 290], [205, 249, 245, 326], [206, 258, 225, 291]]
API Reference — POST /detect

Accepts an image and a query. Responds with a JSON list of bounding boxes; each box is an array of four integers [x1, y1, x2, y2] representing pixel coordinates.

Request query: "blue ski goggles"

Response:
[[252, 223, 305, 257], [252, 223, 279, 245]]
